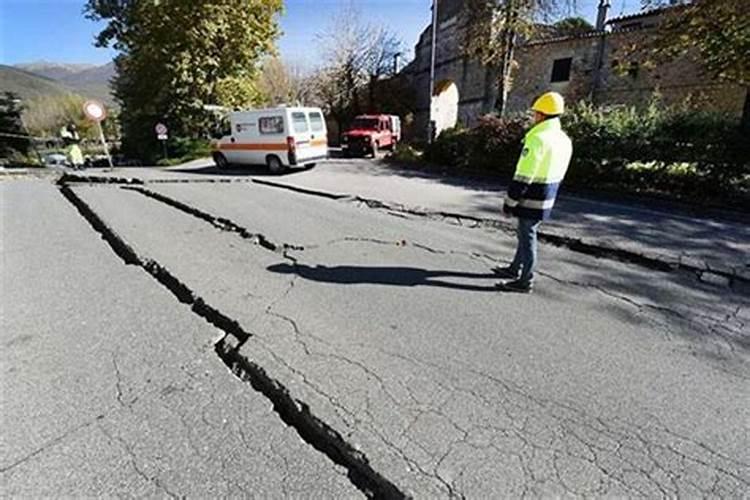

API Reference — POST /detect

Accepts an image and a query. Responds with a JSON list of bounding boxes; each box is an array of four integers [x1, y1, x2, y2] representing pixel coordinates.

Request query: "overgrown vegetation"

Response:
[[422, 101, 749, 208]]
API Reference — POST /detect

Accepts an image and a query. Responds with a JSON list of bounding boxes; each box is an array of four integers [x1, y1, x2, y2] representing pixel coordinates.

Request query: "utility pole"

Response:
[[427, 0, 439, 143]]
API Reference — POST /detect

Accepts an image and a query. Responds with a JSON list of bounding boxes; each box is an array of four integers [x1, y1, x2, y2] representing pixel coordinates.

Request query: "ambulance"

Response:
[[213, 106, 328, 173]]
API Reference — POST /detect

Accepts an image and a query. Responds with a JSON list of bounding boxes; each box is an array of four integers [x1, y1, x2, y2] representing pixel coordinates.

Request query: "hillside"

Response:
[[4, 62, 116, 106], [0, 65, 73, 100], [15, 62, 97, 81]]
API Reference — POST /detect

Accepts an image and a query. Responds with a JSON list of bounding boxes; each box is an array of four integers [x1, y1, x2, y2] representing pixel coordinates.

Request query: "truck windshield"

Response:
[[351, 118, 379, 130]]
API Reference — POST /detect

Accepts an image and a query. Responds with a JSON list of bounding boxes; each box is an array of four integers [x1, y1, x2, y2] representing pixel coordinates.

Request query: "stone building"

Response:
[[402, 0, 747, 137]]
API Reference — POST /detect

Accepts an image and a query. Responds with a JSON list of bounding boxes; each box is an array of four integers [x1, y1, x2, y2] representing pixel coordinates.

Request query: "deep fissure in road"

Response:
[[252, 179, 743, 287], [59, 173, 741, 286], [58, 184, 407, 499], [120, 185, 303, 254]]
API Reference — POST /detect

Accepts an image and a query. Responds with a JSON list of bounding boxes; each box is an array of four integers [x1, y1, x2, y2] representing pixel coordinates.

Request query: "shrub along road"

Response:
[[2, 167, 748, 497]]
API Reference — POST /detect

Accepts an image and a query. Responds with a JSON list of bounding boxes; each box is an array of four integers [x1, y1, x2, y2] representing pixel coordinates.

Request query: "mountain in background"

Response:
[[1, 61, 116, 106], [14, 62, 98, 81], [0, 64, 73, 99]]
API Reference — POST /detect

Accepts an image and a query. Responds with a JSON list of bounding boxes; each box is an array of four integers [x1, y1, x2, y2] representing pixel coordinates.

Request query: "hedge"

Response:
[[424, 101, 749, 206]]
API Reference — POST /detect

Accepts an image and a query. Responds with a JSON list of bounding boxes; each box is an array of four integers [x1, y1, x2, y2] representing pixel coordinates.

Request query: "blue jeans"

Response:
[[509, 217, 541, 285]]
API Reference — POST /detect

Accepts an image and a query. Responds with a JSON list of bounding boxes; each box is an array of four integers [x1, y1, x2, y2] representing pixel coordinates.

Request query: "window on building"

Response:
[[550, 57, 572, 83]]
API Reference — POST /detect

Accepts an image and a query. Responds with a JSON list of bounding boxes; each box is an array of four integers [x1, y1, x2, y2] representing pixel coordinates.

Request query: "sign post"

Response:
[[155, 123, 168, 161], [82, 100, 113, 170]]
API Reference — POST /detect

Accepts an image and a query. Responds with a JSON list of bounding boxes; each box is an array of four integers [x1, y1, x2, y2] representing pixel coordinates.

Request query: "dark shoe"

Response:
[[492, 266, 520, 280], [495, 279, 533, 293]]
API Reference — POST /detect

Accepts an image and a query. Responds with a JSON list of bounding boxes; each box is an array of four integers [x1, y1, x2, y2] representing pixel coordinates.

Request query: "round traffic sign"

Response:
[[83, 100, 107, 122], [155, 123, 168, 135]]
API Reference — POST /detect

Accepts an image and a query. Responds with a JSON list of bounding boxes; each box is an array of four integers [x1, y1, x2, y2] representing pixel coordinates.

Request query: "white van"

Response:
[[213, 106, 328, 173]]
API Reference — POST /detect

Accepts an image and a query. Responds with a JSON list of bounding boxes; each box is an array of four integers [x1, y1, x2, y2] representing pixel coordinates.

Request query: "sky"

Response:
[[0, 0, 640, 68]]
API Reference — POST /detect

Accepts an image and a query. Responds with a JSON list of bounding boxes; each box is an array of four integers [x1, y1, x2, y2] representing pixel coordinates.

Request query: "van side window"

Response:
[[309, 112, 325, 133], [292, 112, 309, 133], [259, 116, 284, 134]]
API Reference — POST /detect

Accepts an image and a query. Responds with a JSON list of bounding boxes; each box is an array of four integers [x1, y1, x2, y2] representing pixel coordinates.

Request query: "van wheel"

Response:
[[213, 152, 229, 169], [266, 155, 286, 174]]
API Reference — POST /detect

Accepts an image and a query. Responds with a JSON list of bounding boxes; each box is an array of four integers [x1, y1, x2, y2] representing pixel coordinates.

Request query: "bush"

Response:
[[418, 99, 749, 206], [562, 101, 749, 202], [468, 115, 526, 173], [424, 126, 472, 167], [425, 115, 526, 174], [155, 137, 213, 166]]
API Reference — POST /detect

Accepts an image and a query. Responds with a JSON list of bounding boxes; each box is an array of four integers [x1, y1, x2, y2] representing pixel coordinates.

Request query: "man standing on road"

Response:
[[496, 92, 572, 293]]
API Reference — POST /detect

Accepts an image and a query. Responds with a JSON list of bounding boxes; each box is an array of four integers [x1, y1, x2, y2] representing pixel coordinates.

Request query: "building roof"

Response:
[[606, 6, 670, 24]]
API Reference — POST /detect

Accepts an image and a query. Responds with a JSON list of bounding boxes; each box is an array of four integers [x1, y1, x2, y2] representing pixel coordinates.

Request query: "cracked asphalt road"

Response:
[[2, 173, 749, 498]]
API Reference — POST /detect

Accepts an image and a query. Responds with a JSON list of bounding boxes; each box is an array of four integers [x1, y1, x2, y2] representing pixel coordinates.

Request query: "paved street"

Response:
[[2, 162, 749, 497]]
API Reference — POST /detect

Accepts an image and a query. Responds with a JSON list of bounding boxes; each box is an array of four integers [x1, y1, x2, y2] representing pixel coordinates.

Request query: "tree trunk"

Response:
[[742, 87, 750, 131], [494, 2, 518, 116]]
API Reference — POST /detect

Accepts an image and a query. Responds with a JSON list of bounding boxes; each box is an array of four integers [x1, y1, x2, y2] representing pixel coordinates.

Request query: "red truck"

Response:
[[341, 114, 401, 157]]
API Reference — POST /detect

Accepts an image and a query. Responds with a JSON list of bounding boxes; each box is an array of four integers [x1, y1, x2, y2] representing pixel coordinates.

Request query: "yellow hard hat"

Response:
[[531, 92, 565, 115]]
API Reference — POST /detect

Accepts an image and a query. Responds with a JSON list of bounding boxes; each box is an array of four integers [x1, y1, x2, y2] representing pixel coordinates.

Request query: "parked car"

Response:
[[44, 153, 68, 167], [212, 106, 328, 174], [341, 114, 401, 158]]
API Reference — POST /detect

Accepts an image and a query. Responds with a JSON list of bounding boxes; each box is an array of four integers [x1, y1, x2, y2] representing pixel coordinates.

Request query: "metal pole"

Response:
[[427, 0, 439, 143], [162, 139, 168, 161], [97, 121, 113, 170]]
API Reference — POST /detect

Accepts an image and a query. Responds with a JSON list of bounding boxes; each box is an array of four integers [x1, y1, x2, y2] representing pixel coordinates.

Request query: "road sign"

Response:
[[157, 133, 168, 141], [82, 100, 112, 169], [155, 123, 168, 136], [83, 100, 107, 122]]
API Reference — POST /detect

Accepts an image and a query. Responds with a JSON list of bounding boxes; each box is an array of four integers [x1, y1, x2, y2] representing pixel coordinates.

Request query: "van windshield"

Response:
[[351, 118, 379, 130]]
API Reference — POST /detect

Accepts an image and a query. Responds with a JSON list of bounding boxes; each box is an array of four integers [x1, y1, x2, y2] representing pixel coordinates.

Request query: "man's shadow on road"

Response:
[[267, 263, 498, 292]]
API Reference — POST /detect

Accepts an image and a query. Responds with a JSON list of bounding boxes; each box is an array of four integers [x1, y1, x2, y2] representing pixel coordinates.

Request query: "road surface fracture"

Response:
[[255, 179, 744, 287], [64, 180, 749, 497], [2, 181, 360, 497], [61, 172, 745, 287], [59, 184, 405, 498]]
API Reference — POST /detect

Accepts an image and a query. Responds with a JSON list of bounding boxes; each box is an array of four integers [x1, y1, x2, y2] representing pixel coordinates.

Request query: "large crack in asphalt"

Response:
[[58, 173, 745, 287], [248, 179, 747, 288], [120, 185, 303, 255], [117, 184, 748, 357], [58, 184, 407, 499]]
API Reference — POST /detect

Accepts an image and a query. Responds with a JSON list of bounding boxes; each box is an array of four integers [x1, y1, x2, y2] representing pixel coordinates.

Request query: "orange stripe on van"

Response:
[[219, 143, 288, 151], [310, 138, 328, 147]]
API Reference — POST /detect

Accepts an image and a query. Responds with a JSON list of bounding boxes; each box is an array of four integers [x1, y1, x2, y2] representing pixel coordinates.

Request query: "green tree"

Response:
[[462, 0, 575, 115], [553, 16, 594, 37], [0, 92, 29, 157], [636, 0, 750, 127], [85, 0, 283, 160]]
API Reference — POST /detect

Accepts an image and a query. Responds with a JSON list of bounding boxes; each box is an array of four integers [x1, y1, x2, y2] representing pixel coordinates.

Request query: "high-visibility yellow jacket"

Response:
[[503, 117, 572, 220], [67, 144, 84, 166]]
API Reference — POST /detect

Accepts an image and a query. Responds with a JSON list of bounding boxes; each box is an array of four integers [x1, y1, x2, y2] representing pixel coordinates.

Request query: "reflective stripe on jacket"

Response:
[[503, 117, 572, 221]]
